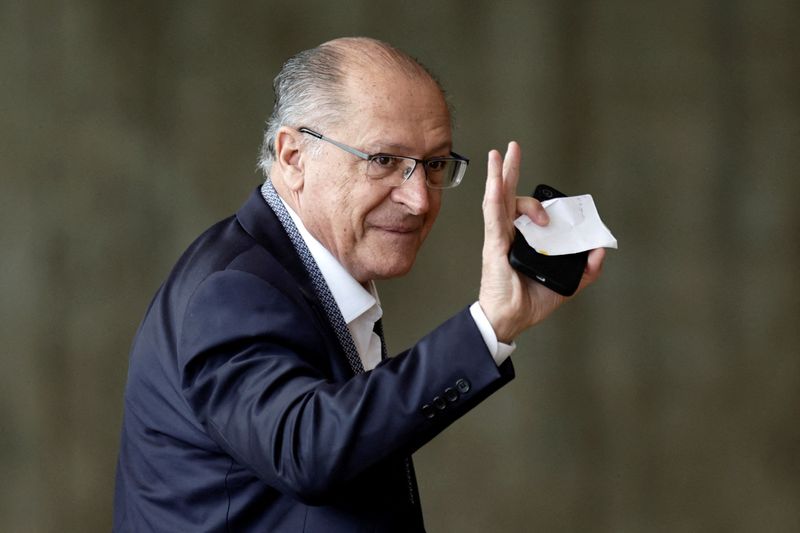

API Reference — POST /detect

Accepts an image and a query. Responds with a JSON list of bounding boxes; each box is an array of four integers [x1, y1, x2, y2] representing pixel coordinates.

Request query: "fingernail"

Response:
[[537, 211, 549, 225]]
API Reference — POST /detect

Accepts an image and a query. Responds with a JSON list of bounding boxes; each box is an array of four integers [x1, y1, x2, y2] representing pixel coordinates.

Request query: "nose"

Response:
[[391, 164, 432, 215]]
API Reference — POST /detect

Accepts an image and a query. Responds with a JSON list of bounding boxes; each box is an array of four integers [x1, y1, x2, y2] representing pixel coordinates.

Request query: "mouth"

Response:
[[374, 225, 419, 233], [366, 211, 426, 239], [368, 221, 424, 238]]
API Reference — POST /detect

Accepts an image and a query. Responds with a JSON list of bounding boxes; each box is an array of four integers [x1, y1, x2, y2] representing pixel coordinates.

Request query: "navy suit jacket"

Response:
[[114, 187, 515, 532]]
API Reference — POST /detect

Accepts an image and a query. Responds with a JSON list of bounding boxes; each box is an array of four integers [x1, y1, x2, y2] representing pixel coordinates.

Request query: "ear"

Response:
[[273, 127, 305, 192]]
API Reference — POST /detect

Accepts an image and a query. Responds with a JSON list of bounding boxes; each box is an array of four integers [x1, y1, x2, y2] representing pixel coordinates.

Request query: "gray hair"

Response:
[[257, 37, 449, 178]]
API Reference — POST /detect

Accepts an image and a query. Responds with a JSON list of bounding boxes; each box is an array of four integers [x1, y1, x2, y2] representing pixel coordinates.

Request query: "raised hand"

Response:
[[478, 142, 605, 343]]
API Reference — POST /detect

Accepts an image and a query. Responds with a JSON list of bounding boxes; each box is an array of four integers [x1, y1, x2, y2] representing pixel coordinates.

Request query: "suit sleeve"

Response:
[[178, 269, 514, 504]]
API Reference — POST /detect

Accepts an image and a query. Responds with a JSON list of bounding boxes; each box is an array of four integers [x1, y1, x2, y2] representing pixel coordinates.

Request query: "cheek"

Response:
[[325, 177, 381, 253], [351, 187, 394, 231], [335, 183, 364, 239], [301, 181, 353, 249]]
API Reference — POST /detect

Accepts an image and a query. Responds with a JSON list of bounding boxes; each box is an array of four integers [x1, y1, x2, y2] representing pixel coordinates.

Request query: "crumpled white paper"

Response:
[[513, 194, 618, 256]]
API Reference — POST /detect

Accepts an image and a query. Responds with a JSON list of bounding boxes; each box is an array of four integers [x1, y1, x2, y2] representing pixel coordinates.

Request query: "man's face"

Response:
[[297, 69, 452, 283]]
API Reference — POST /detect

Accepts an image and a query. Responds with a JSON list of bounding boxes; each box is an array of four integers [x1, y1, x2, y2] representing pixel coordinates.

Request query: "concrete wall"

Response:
[[2, 1, 798, 531]]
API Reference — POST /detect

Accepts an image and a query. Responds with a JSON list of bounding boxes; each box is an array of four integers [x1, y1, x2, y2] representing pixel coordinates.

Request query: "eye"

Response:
[[426, 160, 447, 172], [372, 155, 399, 168]]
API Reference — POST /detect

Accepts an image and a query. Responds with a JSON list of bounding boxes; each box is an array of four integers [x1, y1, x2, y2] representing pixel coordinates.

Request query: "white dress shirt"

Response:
[[280, 199, 514, 371]]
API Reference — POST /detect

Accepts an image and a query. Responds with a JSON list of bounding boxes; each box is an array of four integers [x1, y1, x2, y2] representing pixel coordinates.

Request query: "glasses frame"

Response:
[[298, 127, 468, 189]]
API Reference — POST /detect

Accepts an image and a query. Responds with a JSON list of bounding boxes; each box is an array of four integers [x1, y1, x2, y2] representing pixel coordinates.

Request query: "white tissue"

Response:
[[513, 194, 618, 256]]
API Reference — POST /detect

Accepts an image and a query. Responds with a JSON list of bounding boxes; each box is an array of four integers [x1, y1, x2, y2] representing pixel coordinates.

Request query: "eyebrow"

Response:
[[370, 140, 453, 157]]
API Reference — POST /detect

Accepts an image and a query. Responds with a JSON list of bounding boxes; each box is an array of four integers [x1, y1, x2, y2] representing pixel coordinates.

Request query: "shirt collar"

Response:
[[279, 197, 380, 324]]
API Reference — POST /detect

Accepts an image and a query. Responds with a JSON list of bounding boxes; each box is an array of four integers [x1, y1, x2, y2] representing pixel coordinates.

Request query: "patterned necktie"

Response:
[[373, 318, 388, 361]]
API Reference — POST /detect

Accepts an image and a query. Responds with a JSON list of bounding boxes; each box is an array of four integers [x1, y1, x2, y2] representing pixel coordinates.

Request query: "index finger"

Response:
[[516, 196, 549, 226], [482, 149, 508, 248]]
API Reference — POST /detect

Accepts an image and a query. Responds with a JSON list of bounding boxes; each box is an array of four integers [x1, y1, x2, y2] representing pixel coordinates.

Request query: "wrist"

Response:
[[477, 299, 518, 344]]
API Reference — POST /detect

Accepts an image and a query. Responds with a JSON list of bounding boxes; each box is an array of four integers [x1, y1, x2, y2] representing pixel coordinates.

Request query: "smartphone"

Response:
[[508, 184, 588, 296]]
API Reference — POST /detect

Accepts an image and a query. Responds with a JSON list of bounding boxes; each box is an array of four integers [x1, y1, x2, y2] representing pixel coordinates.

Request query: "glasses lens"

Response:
[[366, 156, 416, 186], [425, 159, 466, 189], [366, 156, 467, 189]]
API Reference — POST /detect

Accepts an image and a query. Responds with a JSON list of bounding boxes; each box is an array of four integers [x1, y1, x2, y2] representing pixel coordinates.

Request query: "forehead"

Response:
[[338, 65, 452, 154]]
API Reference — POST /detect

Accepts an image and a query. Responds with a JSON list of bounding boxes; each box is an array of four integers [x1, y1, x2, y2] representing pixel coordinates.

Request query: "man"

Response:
[[113, 37, 605, 532]]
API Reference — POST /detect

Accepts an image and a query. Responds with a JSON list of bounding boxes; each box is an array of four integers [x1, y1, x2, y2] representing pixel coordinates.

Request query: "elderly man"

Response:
[[113, 37, 604, 532]]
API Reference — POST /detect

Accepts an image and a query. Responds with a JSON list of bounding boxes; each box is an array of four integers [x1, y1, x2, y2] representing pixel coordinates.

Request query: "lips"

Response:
[[368, 219, 423, 234], [374, 225, 418, 233]]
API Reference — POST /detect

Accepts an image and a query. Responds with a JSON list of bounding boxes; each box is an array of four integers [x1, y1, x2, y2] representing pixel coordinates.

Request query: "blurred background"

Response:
[[2, 0, 798, 531]]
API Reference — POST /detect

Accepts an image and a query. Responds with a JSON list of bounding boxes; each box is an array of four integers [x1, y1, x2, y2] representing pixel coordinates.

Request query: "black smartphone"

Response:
[[508, 184, 588, 296]]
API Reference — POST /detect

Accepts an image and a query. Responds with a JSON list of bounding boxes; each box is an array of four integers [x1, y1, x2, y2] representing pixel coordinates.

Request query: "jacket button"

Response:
[[421, 404, 435, 419], [444, 387, 459, 403], [455, 378, 471, 394], [433, 396, 447, 410]]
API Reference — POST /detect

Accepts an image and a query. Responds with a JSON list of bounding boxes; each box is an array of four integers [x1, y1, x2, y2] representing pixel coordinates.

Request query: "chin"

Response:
[[368, 253, 417, 281], [353, 237, 424, 281]]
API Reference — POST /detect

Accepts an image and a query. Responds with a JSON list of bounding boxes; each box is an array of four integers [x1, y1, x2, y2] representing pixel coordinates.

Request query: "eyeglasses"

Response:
[[299, 127, 468, 189]]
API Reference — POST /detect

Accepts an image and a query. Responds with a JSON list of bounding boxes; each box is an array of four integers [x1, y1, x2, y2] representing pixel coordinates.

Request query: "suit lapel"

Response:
[[236, 185, 422, 512], [235, 186, 361, 380], [235, 186, 316, 299], [234, 188, 336, 362]]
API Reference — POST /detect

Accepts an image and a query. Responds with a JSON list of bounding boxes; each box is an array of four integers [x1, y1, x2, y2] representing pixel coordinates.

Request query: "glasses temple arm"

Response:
[[299, 128, 371, 161]]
